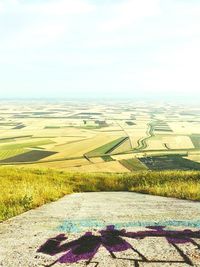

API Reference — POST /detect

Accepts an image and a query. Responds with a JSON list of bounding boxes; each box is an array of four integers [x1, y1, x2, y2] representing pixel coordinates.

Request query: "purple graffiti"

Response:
[[103, 225, 200, 244], [37, 225, 200, 266]]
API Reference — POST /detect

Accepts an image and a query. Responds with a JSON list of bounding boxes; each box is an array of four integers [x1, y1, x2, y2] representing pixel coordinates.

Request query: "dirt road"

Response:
[[0, 192, 200, 266]]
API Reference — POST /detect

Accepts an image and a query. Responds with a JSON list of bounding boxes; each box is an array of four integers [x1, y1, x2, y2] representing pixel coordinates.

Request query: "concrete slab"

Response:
[[0, 192, 200, 266]]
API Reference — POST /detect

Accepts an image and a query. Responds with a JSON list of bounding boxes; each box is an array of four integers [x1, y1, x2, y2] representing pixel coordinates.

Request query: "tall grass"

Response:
[[0, 167, 200, 221]]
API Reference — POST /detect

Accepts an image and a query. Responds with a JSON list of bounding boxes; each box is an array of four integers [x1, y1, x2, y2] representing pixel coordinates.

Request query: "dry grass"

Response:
[[0, 167, 200, 221]]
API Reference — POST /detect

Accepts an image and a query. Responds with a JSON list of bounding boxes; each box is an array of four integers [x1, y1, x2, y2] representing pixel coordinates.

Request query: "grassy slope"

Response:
[[0, 167, 200, 221]]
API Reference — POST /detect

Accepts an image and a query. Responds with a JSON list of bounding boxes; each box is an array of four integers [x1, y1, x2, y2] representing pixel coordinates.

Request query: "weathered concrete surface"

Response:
[[0, 192, 200, 267]]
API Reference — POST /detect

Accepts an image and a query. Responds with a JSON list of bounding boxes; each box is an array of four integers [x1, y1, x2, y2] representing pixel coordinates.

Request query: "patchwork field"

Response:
[[0, 101, 200, 172]]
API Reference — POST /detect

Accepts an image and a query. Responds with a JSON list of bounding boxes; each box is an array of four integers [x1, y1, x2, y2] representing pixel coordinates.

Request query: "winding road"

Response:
[[135, 122, 155, 151]]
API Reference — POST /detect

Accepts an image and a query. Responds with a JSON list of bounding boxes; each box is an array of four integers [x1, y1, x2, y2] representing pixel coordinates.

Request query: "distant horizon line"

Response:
[[0, 96, 199, 103]]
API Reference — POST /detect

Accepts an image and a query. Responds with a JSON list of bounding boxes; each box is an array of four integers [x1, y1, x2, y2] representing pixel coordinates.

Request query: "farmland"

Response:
[[0, 100, 200, 172]]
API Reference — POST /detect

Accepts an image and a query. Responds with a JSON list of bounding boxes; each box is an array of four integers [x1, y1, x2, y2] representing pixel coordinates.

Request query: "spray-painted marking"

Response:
[[57, 219, 200, 233], [38, 225, 200, 266]]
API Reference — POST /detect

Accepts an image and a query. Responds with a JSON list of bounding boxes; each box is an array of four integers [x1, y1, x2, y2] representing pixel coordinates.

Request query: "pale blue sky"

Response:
[[0, 0, 200, 100]]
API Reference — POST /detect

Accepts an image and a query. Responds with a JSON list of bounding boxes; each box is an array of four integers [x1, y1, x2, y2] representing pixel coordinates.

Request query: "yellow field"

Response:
[[111, 153, 135, 160], [0, 102, 200, 172], [45, 133, 123, 160], [67, 160, 130, 172], [110, 138, 132, 154], [20, 158, 90, 170], [145, 138, 166, 150], [146, 135, 194, 151], [168, 122, 200, 135], [185, 153, 200, 163], [90, 157, 105, 163]]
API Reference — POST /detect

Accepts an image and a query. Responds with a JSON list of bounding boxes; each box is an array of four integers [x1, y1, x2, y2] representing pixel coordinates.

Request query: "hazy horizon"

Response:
[[0, 97, 199, 106], [0, 0, 200, 100]]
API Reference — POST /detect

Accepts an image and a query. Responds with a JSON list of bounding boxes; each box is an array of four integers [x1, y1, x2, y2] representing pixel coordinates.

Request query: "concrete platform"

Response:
[[0, 192, 200, 266]]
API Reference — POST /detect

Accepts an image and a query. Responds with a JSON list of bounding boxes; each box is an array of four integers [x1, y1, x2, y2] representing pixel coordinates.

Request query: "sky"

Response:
[[0, 0, 200, 100]]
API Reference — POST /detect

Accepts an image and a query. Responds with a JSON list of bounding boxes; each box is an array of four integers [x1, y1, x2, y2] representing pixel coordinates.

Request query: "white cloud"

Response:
[[131, 41, 200, 94], [0, 0, 19, 10], [20, 0, 94, 15], [99, 0, 161, 31], [8, 22, 67, 48], [171, 0, 200, 17], [1, 0, 200, 98], [0, 0, 95, 49], [2, 0, 111, 51], [0, 4, 3, 12], [0, 0, 95, 15]]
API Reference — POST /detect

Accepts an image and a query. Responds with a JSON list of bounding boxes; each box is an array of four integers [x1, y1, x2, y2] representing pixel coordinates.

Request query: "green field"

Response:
[[120, 158, 148, 171], [76, 125, 101, 129], [101, 155, 114, 162], [190, 134, 200, 148], [139, 155, 200, 170], [0, 139, 55, 150], [0, 150, 57, 163], [0, 135, 32, 143], [1, 167, 200, 221], [44, 126, 62, 129], [152, 120, 173, 132], [86, 137, 127, 157], [0, 122, 17, 126], [0, 149, 26, 160]]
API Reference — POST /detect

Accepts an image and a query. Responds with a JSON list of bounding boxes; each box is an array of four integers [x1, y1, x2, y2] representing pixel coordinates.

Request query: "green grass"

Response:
[[86, 137, 127, 157], [120, 158, 148, 171], [0, 167, 200, 221]]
